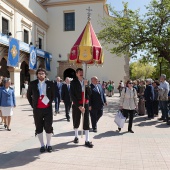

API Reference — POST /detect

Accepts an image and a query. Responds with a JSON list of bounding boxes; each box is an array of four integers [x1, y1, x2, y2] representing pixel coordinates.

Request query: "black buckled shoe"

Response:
[[46, 145, 52, 153], [73, 137, 79, 144], [85, 141, 94, 148], [128, 130, 134, 133], [93, 129, 97, 133], [40, 146, 46, 153]]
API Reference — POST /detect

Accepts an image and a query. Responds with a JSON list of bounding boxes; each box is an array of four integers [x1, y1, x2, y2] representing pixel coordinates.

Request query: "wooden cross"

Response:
[[86, 6, 92, 21]]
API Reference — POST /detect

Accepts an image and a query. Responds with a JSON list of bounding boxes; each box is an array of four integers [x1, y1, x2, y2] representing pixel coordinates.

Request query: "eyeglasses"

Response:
[[128, 82, 133, 84], [38, 73, 45, 75]]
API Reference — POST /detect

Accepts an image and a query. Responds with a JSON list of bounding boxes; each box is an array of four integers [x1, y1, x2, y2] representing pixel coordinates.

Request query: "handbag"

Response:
[[114, 110, 126, 128]]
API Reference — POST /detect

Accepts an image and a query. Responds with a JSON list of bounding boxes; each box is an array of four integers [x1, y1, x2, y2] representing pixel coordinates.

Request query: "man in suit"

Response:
[[144, 78, 154, 119], [70, 68, 93, 148], [61, 77, 72, 122], [54, 76, 62, 115], [27, 68, 54, 153], [89, 76, 107, 132]]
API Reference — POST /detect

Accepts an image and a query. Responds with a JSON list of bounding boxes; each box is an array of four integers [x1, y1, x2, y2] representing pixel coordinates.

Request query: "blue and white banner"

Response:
[[7, 38, 20, 67], [29, 46, 37, 70], [45, 52, 51, 71]]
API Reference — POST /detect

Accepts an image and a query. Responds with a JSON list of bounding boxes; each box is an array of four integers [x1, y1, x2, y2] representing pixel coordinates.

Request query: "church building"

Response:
[[0, 0, 129, 96]]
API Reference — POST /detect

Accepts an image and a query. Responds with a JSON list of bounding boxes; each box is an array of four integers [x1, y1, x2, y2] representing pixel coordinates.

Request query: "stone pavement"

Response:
[[0, 94, 170, 170]]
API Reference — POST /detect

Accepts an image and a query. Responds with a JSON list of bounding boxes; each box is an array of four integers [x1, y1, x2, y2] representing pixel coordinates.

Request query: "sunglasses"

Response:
[[128, 82, 133, 84]]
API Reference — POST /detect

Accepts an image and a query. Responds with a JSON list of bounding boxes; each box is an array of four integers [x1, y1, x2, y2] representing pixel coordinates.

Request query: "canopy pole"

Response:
[[81, 63, 87, 138]]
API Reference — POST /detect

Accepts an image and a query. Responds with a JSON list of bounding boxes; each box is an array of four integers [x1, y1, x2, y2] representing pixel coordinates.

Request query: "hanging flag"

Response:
[[45, 52, 51, 71], [7, 37, 20, 67], [29, 46, 37, 70]]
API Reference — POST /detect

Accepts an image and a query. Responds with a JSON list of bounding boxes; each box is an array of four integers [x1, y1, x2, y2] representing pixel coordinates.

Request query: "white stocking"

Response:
[[37, 132, 44, 147]]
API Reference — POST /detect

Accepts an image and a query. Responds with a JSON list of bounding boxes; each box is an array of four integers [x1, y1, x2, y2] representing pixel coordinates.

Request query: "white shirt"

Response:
[[93, 84, 100, 93], [159, 81, 169, 91], [6, 87, 9, 92], [38, 80, 46, 96], [79, 80, 84, 92], [24, 84, 28, 90], [121, 82, 124, 88], [67, 84, 70, 90]]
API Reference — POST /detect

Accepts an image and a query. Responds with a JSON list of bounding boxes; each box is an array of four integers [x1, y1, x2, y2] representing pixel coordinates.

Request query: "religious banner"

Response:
[[45, 52, 51, 71], [29, 46, 37, 70], [7, 37, 20, 67]]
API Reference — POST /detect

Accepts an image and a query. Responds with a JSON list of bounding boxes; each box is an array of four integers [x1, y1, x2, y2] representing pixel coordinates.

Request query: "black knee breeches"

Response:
[[72, 104, 90, 130], [33, 106, 53, 135]]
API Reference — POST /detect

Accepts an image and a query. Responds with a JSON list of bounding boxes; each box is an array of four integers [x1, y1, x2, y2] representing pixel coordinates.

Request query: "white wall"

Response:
[[46, 2, 128, 88], [17, 0, 48, 24]]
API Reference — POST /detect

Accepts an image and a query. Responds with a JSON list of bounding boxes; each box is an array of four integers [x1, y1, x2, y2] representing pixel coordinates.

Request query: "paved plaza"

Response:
[[0, 94, 170, 170]]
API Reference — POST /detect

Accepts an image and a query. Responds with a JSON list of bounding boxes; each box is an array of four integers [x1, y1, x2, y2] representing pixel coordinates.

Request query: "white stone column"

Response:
[[8, 67, 21, 97], [29, 70, 37, 81]]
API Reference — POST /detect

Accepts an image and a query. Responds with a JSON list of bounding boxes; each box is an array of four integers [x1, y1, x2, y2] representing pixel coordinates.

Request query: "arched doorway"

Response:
[[20, 61, 30, 91], [63, 68, 76, 80], [0, 58, 9, 77]]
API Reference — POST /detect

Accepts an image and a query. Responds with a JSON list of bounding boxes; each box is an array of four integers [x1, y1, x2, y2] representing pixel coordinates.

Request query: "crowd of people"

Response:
[[102, 81, 115, 97], [0, 68, 170, 153], [118, 75, 170, 133]]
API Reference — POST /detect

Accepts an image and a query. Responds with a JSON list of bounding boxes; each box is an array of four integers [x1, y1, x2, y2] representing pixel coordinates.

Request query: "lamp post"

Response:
[[158, 55, 163, 76]]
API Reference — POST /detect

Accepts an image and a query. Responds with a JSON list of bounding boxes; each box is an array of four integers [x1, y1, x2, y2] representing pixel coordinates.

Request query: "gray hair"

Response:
[[161, 74, 166, 79], [146, 78, 153, 83], [3, 78, 11, 86]]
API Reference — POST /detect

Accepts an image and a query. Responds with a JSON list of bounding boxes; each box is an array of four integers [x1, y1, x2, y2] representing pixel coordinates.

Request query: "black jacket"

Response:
[[27, 79, 55, 109], [144, 84, 154, 101], [54, 81, 62, 98], [70, 78, 91, 107], [89, 84, 106, 109], [61, 84, 71, 103]]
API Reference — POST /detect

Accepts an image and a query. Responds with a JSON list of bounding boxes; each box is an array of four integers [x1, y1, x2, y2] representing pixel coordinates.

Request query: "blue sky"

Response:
[[106, 0, 151, 15]]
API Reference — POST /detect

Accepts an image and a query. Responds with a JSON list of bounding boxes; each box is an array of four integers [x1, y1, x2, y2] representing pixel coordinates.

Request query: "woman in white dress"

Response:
[[0, 78, 16, 131]]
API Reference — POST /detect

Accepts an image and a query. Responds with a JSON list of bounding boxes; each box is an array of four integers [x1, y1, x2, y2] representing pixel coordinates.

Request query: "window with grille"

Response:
[[2, 18, 9, 34], [24, 29, 29, 44], [39, 38, 42, 49], [64, 12, 75, 31]]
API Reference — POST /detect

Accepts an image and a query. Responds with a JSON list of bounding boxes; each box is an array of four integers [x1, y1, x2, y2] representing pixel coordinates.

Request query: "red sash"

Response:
[[37, 95, 50, 108], [78, 92, 89, 104]]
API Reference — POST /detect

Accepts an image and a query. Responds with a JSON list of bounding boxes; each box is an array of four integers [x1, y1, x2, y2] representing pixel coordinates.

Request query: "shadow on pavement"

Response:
[[19, 104, 30, 106], [22, 109, 33, 111], [133, 116, 146, 123], [135, 120, 158, 126], [155, 123, 169, 128], [0, 148, 40, 169], [0, 141, 84, 169], [93, 130, 128, 139], [53, 131, 74, 137], [53, 118, 67, 122], [54, 141, 84, 151]]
